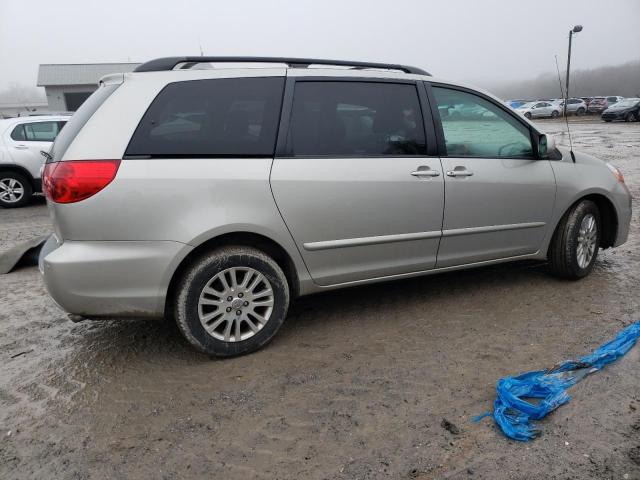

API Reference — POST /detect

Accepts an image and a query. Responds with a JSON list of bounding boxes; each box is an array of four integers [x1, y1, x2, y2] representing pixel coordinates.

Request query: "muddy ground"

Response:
[[1, 118, 639, 479]]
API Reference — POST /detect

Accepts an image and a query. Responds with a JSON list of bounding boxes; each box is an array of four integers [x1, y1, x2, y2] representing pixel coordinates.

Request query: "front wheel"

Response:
[[548, 200, 601, 279], [524, 112, 532, 119], [626, 112, 637, 122], [174, 246, 290, 357], [0, 172, 33, 208]]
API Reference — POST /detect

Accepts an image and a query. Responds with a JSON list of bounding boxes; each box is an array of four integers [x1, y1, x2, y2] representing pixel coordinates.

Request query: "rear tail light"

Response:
[[43, 160, 121, 204]]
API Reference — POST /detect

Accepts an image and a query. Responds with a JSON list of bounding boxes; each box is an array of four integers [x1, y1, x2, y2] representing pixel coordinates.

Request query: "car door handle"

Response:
[[411, 169, 440, 177], [446, 169, 474, 177], [14, 145, 29, 150]]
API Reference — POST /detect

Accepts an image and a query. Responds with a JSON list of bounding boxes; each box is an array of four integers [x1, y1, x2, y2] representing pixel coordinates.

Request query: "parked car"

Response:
[[39, 56, 632, 357], [558, 98, 587, 116], [588, 96, 624, 114], [580, 97, 594, 108], [515, 101, 561, 119], [602, 98, 640, 122], [0, 115, 68, 207], [508, 99, 529, 109]]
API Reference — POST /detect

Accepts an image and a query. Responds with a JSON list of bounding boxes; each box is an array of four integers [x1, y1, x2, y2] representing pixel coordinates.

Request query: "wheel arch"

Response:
[[0, 164, 38, 189], [164, 231, 300, 318], [584, 193, 618, 248], [548, 193, 618, 255]]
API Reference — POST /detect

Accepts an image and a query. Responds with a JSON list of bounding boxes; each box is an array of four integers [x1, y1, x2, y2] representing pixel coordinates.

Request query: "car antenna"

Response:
[[555, 54, 575, 162], [564, 24, 583, 162]]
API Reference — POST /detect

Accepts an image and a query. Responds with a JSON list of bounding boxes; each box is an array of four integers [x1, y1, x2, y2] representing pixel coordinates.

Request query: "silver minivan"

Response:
[[40, 57, 632, 357]]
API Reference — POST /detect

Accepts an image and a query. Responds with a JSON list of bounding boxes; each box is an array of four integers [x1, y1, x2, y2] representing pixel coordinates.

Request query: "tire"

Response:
[[548, 200, 601, 279], [524, 112, 532, 119], [551, 110, 559, 118], [0, 172, 33, 208], [576, 108, 585, 116], [625, 112, 636, 122], [603, 118, 612, 122], [174, 246, 290, 357]]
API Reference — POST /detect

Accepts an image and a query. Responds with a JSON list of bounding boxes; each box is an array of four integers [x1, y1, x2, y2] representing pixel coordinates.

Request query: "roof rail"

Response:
[[133, 56, 431, 76]]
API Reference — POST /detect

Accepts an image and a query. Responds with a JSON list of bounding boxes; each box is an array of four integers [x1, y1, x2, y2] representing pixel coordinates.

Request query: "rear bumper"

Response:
[[40, 236, 192, 318]]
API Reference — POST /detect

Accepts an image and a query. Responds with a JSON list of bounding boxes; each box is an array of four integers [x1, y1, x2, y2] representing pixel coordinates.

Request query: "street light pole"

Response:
[[564, 25, 583, 118]]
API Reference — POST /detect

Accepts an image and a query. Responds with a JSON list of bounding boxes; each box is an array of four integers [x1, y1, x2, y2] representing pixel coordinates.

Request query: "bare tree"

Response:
[[483, 60, 640, 100]]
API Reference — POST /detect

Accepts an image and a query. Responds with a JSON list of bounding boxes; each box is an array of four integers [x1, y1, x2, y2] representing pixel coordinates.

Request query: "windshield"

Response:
[[614, 98, 639, 107]]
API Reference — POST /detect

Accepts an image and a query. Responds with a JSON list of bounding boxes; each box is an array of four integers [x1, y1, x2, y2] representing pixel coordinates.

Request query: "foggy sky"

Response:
[[1, 0, 639, 92]]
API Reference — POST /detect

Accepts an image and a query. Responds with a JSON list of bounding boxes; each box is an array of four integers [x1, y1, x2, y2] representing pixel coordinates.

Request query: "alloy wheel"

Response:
[[0, 178, 25, 204], [576, 213, 597, 269], [197, 267, 274, 342]]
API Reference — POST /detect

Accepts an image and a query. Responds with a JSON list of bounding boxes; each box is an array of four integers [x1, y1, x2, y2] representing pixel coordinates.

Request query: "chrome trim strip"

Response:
[[442, 222, 546, 238], [303, 222, 545, 251], [303, 231, 441, 251]]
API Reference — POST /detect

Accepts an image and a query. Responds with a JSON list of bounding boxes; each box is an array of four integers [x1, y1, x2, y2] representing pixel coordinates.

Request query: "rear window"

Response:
[[125, 77, 285, 158], [286, 81, 426, 156], [50, 83, 119, 162]]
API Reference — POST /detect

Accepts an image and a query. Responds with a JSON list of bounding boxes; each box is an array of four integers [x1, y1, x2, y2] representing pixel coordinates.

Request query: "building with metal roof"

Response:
[[37, 63, 140, 111]]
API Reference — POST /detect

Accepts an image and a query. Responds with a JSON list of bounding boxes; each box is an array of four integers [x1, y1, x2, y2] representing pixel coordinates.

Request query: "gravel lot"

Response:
[[1, 118, 639, 479]]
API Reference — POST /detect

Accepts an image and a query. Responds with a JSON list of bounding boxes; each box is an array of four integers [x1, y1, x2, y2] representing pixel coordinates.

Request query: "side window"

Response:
[[22, 121, 61, 141], [432, 87, 534, 159], [287, 81, 426, 156], [126, 77, 285, 157], [10, 125, 25, 141]]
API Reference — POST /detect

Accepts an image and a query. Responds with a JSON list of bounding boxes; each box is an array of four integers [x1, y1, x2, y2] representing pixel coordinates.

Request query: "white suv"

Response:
[[0, 115, 69, 207]]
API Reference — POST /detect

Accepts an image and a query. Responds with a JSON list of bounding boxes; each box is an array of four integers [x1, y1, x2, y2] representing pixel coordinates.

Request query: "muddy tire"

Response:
[[0, 172, 32, 208], [548, 200, 601, 279], [174, 246, 290, 357]]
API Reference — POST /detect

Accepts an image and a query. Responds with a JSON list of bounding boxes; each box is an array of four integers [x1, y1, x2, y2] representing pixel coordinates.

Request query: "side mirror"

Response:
[[538, 134, 556, 158]]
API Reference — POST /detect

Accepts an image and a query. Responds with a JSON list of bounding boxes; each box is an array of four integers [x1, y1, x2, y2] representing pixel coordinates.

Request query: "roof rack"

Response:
[[133, 56, 431, 76]]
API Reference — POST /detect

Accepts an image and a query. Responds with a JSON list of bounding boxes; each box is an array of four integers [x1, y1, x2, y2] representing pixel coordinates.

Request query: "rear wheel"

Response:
[[174, 246, 290, 357], [0, 172, 32, 208], [548, 200, 601, 279], [551, 110, 559, 118], [576, 107, 585, 116]]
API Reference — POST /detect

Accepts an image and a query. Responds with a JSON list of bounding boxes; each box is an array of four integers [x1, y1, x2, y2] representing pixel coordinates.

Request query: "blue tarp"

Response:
[[476, 320, 640, 441]]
